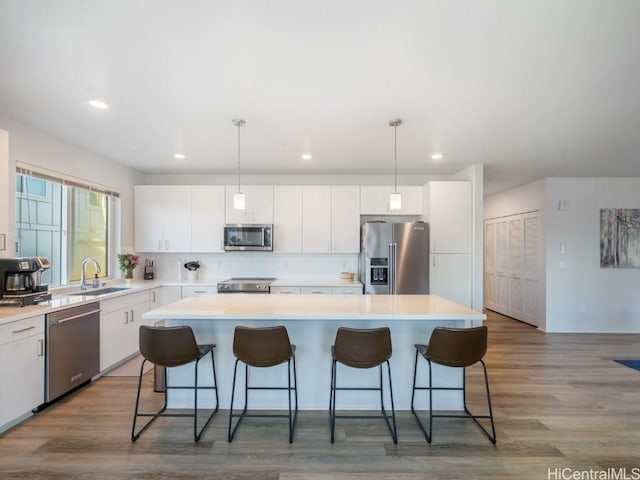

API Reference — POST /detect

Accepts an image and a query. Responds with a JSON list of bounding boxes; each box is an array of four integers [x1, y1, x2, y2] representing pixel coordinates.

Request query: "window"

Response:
[[15, 173, 113, 286]]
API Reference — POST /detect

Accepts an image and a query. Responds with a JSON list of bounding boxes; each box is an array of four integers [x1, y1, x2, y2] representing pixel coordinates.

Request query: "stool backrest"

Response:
[[333, 327, 392, 368], [426, 326, 488, 368], [139, 325, 202, 368], [233, 325, 293, 367]]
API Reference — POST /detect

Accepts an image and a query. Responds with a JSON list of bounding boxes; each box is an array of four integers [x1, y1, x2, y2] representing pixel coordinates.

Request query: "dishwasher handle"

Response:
[[48, 308, 102, 326]]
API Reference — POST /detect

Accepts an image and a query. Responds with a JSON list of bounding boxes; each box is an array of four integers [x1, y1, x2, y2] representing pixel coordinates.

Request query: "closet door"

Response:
[[522, 213, 540, 327], [507, 217, 523, 320]]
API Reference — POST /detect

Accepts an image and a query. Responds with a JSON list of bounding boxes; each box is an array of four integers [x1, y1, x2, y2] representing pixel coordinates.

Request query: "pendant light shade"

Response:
[[232, 118, 246, 210], [389, 118, 402, 211]]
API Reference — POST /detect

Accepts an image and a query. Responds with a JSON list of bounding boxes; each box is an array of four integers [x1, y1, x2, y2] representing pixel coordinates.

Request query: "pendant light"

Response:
[[232, 118, 246, 210], [389, 118, 402, 211]]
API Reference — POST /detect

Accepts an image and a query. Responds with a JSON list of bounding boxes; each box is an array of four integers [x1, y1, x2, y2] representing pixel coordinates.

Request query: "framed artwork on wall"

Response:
[[600, 208, 640, 268]]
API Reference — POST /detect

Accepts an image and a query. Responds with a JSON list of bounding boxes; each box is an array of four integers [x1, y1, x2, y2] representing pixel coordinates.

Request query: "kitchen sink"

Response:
[[70, 287, 131, 296]]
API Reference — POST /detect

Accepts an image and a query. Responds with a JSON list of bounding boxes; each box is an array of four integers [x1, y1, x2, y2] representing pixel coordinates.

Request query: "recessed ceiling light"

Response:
[[431, 153, 443, 160], [173, 153, 186, 160], [301, 153, 313, 160], [88, 99, 109, 110]]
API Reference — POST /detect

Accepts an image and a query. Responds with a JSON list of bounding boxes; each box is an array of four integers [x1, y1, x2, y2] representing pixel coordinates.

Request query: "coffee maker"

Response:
[[0, 257, 52, 306]]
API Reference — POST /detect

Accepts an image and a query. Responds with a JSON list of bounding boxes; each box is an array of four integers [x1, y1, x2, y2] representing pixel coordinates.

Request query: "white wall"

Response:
[[0, 115, 142, 269], [546, 177, 640, 332]]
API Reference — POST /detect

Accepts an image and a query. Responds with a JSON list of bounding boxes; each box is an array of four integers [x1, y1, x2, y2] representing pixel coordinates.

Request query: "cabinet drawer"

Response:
[[270, 286, 301, 294], [182, 286, 217, 297], [0, 315, 45, 346], [331, 286, 363, 294], [300, 286, 333, 294], [100, 291, 150, 314]]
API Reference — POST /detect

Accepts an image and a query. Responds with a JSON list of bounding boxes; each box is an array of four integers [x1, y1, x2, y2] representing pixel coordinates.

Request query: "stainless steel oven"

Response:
[[223, 224, 273, 251]]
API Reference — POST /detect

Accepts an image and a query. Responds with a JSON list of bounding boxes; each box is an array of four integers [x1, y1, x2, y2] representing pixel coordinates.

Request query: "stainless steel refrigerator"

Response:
[[360, 221, 429, 294]]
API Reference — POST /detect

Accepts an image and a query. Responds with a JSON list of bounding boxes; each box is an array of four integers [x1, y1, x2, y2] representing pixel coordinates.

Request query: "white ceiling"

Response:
[[1, 0, 640, 195]]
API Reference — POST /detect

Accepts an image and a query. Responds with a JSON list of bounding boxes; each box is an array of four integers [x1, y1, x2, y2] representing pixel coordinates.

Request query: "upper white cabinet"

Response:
[[191, 185, 225, 253], [331, 186, 360, 253], [274, 186, 303, 253], [0, 129, 13, 258], [135, 185, 192, 252], [360, 186, 423, 215], [225, 185, 273, 224], [424, 181, 471, 253], [302, 186, 360, 253]]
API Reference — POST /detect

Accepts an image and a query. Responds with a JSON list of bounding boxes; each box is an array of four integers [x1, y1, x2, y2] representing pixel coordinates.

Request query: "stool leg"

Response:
[[385, 360, 398, 444], [427, 358, 433, 443], [329, 358, 337, 444], [461, 360, 497, 444], [131, 359, 167, 442]]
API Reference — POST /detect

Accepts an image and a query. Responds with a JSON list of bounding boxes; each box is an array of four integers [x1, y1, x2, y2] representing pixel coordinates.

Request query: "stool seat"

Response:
[[329, 327, 397, 444], [131, 325, 219, 442], [228, 325, 298, 443]]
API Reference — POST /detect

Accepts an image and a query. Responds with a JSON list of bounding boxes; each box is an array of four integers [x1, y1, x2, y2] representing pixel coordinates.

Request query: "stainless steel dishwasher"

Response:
[[46, 302, 101, 402]]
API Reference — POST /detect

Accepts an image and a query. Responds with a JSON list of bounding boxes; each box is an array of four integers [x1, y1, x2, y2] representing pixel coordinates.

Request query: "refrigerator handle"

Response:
[[389, 243, 397, 294]]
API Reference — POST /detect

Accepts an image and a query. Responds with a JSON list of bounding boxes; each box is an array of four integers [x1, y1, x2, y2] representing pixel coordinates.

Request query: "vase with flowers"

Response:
[[118, 253, 140, 281]]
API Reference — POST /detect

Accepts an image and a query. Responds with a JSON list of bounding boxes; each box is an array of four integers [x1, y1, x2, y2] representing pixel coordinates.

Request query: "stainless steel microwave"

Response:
[[223, 224, 273, 251]]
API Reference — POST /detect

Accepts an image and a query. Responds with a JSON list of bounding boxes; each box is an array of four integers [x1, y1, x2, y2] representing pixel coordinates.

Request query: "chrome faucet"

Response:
[[80, 257, 102, 291]]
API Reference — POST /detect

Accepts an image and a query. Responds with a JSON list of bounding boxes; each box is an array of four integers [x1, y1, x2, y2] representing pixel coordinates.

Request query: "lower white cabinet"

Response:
[[271, 285, 363, 295], [0, 315, 45, 429], [181, 286, 217, 297], [100, 291, 150, 372], [149, 286, 181, 308]]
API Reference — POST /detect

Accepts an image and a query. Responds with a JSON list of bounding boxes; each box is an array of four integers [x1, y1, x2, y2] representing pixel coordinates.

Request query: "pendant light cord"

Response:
[[232, 119, 245, 191], [389, 118, 402, 192]]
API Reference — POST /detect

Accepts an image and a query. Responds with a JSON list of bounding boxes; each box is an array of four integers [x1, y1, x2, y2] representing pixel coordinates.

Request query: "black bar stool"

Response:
[[228, 325, 298, 443], [411, 325, 496, 444], [329, 326, 397, 444], [131, 325, 219, 442]]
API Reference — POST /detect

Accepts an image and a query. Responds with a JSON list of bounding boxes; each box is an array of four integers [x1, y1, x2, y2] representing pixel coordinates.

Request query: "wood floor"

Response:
[[1, 311, 639, 479]]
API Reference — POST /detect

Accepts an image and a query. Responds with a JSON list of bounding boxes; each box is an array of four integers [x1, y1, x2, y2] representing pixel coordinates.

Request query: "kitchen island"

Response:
[[142, 294, 486, 411]]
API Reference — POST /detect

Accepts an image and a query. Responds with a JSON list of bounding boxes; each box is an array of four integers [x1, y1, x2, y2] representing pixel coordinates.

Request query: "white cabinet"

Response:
[[271, 284, 363, 295], [225, 185, 273, 224], [149, 286, 181, 309], [181, 285, 218, 297], [0, 315, 45, 429], [0, 129, 13, 258], [100, 291, 150, 371], [430, 253, 472, 307], [331, 186, 360, 253], [360, 186, 423, 215], [424, 181, 471, 254], [135, 185, 192, 252], [191, 185, 225, 252], [274, 186, 303, 253], [424, 181, 473, 307], [302, 186, 360, 253]]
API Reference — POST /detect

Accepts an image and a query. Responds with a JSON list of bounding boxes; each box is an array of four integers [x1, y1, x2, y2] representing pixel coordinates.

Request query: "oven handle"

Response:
[[48, 308, 102, 326]]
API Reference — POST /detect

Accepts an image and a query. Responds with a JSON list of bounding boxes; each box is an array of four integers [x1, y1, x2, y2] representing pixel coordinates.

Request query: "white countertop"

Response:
[[142, 293, 485, 321]]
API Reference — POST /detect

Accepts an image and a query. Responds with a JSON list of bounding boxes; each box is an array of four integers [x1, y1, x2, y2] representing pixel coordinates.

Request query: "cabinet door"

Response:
[[225, 185, 274, 224], [360, 185, 422, 215], [134, 186, 165, 252], [100, 308, 129, 371], [302, 186, 332, 252], [331, 186, 360, 253], [430, 253, 472, 307], [274, 186, 303, 252], [0, 129, 13, 258], [191, 185, 225, 252], [426, 181, 471, 253], [0, 333, 45, 426], [162, 186, 192, 252]]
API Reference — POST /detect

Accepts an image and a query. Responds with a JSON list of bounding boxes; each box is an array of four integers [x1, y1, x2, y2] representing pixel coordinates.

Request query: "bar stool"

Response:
[[411, 325, 496, 444], [329, 326, 397, 444], [131, 325, 219, 442], [228, 325, 298, 443]]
